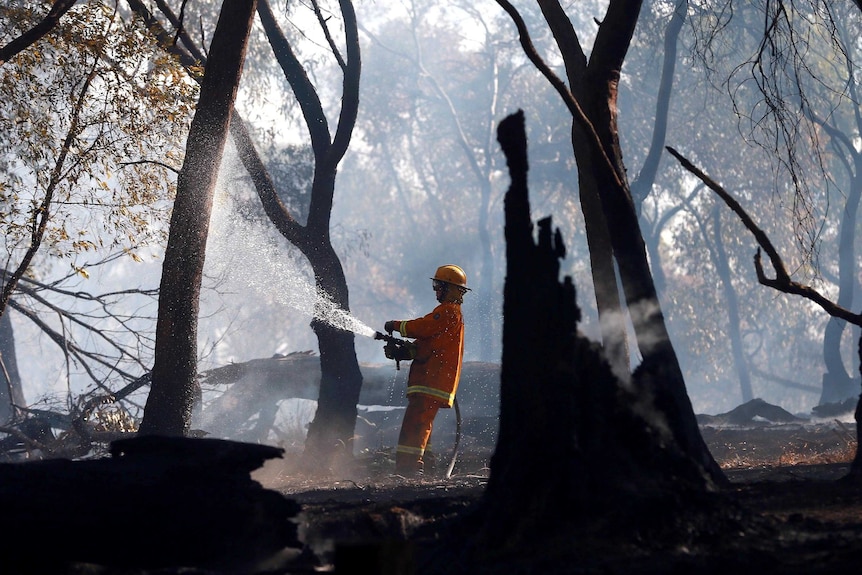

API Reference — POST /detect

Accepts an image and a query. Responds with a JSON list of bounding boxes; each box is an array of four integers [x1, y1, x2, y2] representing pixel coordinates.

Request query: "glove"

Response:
[[384, 339, 417, 362], [384, 320, 398, 334]]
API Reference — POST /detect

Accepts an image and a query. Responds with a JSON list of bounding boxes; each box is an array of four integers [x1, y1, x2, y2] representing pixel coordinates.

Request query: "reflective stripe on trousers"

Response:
[[406, 385, 455, 406], [395, 394, 443, 472]]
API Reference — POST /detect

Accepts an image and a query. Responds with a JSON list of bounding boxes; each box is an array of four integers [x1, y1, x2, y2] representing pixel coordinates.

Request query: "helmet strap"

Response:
[[441, 284, 465, 304]]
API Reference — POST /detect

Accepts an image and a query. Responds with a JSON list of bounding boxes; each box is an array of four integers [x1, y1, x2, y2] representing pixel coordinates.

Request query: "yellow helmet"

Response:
[[431, 264, 470, 290]]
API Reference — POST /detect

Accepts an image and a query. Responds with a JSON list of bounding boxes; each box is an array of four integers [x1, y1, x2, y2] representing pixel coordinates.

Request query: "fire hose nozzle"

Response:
[[375, 331, 415, 370]]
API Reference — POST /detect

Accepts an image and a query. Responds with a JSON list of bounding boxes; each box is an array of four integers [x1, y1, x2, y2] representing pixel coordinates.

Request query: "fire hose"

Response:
[[374, 331, 462, 478]]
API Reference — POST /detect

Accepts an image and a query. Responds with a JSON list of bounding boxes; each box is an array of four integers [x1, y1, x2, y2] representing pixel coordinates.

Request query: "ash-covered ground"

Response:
[[251, 409, 861, 575]]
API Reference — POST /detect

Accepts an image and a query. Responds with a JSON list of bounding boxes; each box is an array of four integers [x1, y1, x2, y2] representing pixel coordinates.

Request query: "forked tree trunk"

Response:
[[476, 112, 720, 556], [252, 0, 364, 471], [525, 0, 723, 482]]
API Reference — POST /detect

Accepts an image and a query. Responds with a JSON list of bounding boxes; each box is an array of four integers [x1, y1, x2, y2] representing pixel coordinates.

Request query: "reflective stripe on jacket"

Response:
[[399, 302, 464, 408]]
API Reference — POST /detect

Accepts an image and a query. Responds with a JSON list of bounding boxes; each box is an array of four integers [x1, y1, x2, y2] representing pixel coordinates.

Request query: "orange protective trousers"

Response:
[[395, 394, 444, 473]]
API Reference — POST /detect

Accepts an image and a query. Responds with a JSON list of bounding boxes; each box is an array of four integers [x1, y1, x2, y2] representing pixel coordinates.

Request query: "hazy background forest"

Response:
[[2, 0, 860, 436]]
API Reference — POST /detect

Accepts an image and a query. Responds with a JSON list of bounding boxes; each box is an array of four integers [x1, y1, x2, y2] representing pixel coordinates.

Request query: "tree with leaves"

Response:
[[0, 0, 78, 67], [0, 2, 194, 433]]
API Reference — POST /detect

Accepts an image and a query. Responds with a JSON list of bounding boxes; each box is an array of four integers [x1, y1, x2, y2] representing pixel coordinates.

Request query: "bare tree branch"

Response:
[[126, 0, 199, 71], [666, 145, 862, 326], [0, 425, 50, 452], [311, 0, 346, 70], [631, 0, 688, 205], [119, 159, 181, 174]]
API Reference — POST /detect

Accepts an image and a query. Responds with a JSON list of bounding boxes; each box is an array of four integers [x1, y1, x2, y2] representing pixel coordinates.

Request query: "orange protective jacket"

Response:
[[397, 302, 464, 407]]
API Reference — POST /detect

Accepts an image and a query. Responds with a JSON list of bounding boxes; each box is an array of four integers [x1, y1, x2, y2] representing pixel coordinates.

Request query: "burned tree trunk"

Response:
[[476, 111, 721, 556], [496, 0, 723, 484], [140, 0, 257, 436]]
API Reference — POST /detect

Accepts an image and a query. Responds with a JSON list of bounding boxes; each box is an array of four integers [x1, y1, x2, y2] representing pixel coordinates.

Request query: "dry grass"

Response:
[[704, 423, 857, 470]]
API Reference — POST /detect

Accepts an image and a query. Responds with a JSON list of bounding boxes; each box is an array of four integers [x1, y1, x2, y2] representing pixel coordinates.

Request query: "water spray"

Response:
[[208, 189, 463, 476]]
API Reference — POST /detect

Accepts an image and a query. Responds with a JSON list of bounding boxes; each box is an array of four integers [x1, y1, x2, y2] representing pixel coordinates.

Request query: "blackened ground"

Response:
[[259, 422, 862, 574], [54, 423, 862, 574]]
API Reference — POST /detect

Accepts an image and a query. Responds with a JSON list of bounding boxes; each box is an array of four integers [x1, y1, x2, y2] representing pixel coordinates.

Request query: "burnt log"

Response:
[[199, 353, 500, 415], [197, 353, 501, 444], [697, 398, 806, 426], [0, 435, 302, 572]]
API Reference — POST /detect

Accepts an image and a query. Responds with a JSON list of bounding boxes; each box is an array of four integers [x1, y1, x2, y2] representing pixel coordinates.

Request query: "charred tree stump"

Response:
[[475, 111, 721, 557], [0, 435, 302, 572]]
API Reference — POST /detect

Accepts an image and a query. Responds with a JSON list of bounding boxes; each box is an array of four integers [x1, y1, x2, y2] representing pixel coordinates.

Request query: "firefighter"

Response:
[[384, 264, 469, 476]]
